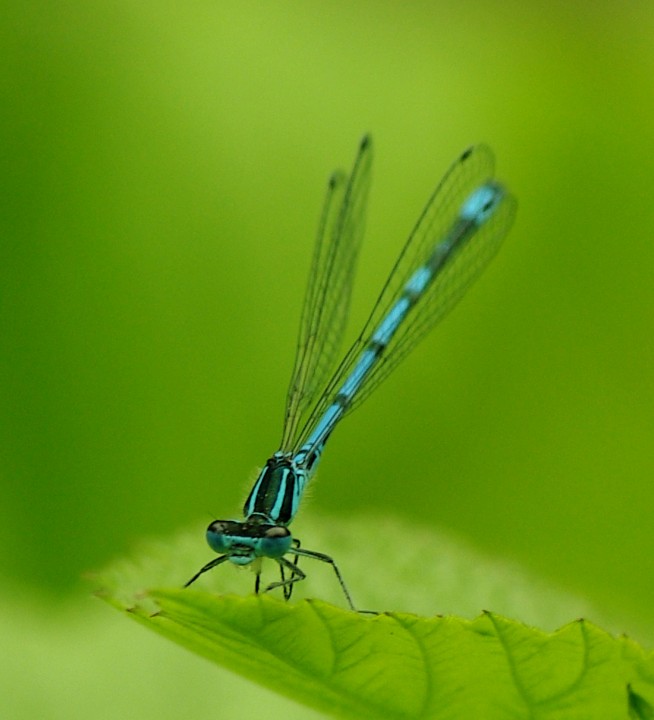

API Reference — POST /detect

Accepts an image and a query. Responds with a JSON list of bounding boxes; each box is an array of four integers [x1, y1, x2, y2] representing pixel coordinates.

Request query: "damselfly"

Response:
[[185, 136, 516, 609]]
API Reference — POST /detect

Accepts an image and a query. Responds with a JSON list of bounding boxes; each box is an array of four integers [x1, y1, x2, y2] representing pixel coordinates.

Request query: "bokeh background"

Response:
[[2, 1, 654, 718]]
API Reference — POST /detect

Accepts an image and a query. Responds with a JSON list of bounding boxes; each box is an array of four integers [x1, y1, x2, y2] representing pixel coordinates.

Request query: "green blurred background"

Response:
[[2, 1, 654, 717]]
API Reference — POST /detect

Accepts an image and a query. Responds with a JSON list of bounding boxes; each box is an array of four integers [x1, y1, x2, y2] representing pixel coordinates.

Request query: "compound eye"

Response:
[[260, 525, 292, 558], [206, 521, 234, 554]]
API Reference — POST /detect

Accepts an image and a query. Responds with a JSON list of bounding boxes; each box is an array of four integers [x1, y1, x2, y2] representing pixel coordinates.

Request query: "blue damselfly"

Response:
[[185, 136, 516, 609]]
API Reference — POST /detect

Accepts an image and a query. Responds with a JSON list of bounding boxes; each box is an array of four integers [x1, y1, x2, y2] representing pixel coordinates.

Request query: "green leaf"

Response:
[[95, 518, 654, 719]]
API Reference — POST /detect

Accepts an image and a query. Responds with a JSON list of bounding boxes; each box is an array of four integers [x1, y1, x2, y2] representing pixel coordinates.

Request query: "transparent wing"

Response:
[[280, 136, 373, 448], [294, 144, 516, 451]]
